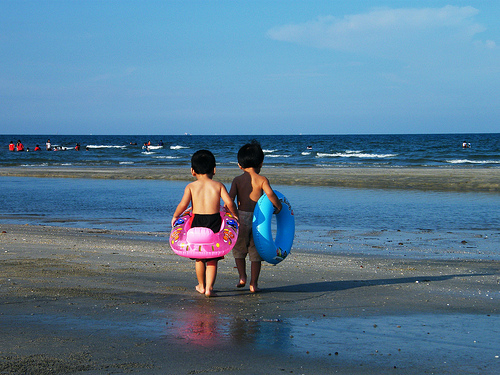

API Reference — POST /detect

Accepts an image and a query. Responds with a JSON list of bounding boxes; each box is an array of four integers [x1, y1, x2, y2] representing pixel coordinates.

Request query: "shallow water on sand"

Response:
[[6, 310, 499, 373], [1, 177, 499, 260]]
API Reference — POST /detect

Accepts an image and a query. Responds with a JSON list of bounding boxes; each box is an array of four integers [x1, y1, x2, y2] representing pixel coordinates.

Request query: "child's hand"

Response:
[[171, 216, 178, 227]]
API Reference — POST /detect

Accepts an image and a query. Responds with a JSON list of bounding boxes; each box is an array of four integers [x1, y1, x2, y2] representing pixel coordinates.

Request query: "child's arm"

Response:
[[171, 185, 192, 226], [228, 179, 237, 201], [262, 177, 282, 214], [221, 183, 239, 221]]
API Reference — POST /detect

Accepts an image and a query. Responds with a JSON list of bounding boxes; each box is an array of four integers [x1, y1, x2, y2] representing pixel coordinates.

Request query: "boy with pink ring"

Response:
[[172, 150, 238, 297]]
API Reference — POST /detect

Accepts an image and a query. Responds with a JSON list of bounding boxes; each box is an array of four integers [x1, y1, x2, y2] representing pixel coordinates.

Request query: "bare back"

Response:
[[189, 178, 225, 215], [172, 169, 238, 228], [229, 169, 280, 213]]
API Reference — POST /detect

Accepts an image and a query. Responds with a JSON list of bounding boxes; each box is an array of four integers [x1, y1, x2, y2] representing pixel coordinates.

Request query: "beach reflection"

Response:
[[229, 317, 291, 352], [167, 304, 226, 348], [167, 309, 500, 365], [165, 301, 291, 350]]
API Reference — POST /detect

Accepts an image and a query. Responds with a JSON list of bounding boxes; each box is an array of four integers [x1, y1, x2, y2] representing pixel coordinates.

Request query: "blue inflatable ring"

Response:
[[253, 190, 295, 265]]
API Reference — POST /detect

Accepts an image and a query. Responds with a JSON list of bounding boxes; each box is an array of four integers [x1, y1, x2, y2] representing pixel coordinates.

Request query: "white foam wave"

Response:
[[301, 152, 311, 155], [266, 154, 291, 158], [316, 152, 396, 159], [86, 145, 126, 149], [446, 159, 500, 164], [21, 163, 49, 167], [119, 161, 134, 165], [170, 145, 188, 150], [263, 149, 277, 153], [148, 145, 163, 150], [153, 156, 180, 159]]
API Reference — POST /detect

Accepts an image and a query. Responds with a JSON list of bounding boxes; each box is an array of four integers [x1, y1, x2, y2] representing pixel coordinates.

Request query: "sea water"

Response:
[[2, 133, 499, 168], [1, 176, 499, 260], [2, 133, 499, 259]]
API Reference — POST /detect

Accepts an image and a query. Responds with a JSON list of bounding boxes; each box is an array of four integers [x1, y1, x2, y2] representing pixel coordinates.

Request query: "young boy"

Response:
[[229, 141, 282, 293], [171, 150, 238, 297]]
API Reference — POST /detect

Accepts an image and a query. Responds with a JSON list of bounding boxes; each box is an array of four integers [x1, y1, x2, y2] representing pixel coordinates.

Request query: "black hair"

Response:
[[191, 149, 216, 174], [237, 140, 264, 168]]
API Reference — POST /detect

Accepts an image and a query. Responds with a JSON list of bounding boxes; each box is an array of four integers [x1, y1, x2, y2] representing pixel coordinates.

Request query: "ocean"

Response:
[[1, 134, 499, 260], [2, 133, 499, 169]]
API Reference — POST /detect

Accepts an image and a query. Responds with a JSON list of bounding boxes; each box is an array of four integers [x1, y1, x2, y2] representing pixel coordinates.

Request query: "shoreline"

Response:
[[1, 224, 499, 374], [0, 166, 499, 192]]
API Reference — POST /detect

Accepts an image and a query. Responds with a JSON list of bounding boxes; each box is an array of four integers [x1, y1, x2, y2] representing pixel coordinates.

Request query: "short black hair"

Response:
[[237, 140, 264, 168], [191, 149, 216, 174]]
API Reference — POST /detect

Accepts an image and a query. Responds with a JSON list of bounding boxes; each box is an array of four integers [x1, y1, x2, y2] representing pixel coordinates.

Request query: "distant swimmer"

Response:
[[16, 140, 24, 152], [46, 139, 51, 151], [158, 140, 164, 146], [306, 145, 312, 150], [462, 141, 471, 148], [34, 145, 41, 151], [8, 141, 15, 151], [142, 142, 150, 152], [75, 143, 81, 151]]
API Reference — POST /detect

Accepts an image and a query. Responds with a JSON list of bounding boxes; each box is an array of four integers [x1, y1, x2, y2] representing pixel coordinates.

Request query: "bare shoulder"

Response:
[[253, 173, 269, 186], [186, 180, 198, 190], [213, 179, 226, 189]]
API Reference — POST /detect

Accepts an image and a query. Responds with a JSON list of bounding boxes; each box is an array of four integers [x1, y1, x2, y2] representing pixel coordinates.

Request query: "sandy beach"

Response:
[[0, 166, 499, 192], [1, 224, 499, 374]]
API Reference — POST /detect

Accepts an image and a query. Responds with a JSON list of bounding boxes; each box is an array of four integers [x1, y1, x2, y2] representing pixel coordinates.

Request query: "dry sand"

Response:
[[1, 224, 499, 374], [1, 166, 499, 192]]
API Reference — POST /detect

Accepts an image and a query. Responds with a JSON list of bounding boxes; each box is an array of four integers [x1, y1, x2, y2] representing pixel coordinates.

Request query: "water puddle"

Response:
[[9, 308, 499, 370]]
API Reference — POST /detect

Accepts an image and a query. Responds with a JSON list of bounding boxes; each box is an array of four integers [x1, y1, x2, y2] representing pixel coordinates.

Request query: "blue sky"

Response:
[[1, 1, 498, 135]]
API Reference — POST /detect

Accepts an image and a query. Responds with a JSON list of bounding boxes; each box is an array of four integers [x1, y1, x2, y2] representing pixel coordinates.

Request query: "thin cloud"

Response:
[[267, 6, 491, 59]]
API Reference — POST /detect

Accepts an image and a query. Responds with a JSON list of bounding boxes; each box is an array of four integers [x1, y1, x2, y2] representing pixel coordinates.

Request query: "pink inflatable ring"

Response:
[[170, 207, 239, 259]]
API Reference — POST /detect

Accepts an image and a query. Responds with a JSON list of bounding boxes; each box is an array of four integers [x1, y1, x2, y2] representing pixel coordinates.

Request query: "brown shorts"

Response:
[[232, 210, 262, 262]]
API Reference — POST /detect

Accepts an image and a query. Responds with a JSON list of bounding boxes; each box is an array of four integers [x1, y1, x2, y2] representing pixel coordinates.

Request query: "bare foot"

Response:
[[205, 289, 217, 298], [249, 285, 261, 293], [195, 285, 205, 294], [236, 279, 246, 288]]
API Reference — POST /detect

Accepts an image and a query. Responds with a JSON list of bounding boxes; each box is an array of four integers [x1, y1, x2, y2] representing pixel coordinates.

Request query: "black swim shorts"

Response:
[[191, 213, 222, 233]]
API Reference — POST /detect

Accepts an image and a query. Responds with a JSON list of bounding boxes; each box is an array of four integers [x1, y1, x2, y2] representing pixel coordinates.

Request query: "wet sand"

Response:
[[1, 224, 499, 374], [0, 166, 499, 192]]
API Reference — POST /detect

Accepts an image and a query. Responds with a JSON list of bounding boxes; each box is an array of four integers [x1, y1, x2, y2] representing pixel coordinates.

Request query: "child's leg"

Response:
[[249, 261, 261, 293], [235, 258, 247, 287], [204, 260, 218, 297], [195, 260, 206, 294]]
